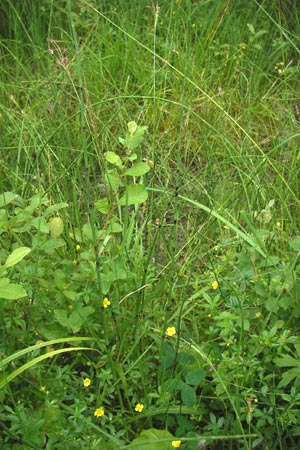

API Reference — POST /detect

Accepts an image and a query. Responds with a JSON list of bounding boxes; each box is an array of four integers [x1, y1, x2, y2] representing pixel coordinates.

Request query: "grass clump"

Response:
[[0, 1, 300, 449]]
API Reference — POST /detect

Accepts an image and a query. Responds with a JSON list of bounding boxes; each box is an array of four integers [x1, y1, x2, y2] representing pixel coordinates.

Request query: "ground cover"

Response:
[[0, 1, 300, 448]]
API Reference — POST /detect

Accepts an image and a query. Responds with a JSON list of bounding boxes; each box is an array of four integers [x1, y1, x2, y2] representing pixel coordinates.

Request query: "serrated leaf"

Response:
[[125, 162, 150, 177], [5, 247, 31, 268], [105, 151, 123, 168], [0, 282, 27, 300], [118, 184, 148, 206], [48, 217, 64, 238]]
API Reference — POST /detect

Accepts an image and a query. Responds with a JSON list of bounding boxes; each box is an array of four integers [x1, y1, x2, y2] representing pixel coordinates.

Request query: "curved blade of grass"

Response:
[[0, 346, 95, 389], [177, 194, 266, 257], [0, 336, 94, 370]]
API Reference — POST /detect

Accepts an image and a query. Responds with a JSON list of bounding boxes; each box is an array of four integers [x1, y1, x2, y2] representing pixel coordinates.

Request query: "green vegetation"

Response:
[[1, 0, 300, 448]]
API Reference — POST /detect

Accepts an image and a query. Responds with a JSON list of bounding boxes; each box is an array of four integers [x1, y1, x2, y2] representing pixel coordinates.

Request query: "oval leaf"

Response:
[[0, 282, 27, 300], [181, 384, 196, 407], [48, 217, 64, 238], [185, 368, 206, 386], [5, 247, 31, 268], [105, 151, 123, 168], [125, 162, 150, 177], [118, 185, 148, 206]]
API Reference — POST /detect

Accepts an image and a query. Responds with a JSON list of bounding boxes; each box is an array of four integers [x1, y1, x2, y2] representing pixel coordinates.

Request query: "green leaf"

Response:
[[274, 355, 300, 368], [48, 217, 64, 238], [105, 151, 123, 168], [185, 368, 206, 386], [95, 198, 110, 214], [39, 238, 66, 252], [118, 184, 148, 206], [0, 192, 24, 208], [105, 169, 121, 191], [129, 428, 173, 450], [5, 247, 31, 268], [265, 297, 279, 313], [289, 236, 300, 251], [0, 281, 27, 300], [125, 162, 150, 177], [161, 378, 185, 393], [44, 202, 68, 217], [181, 384, 196, 407]]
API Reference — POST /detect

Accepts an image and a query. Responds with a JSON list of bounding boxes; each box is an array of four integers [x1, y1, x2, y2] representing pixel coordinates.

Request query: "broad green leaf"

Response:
[[128, 121, 138, 135], [48, 217, 64, 238], [5, 247, 31, 268], [39, 239, 66, 252], [185, 368, 206, 386], [129, 428, 173, 450], [105, 151, 123, 168], [125, 162, 150, 177], [289, 236, 300, 251], [0, 192, 24, 208], [44, 202, 68, 217], [95, 198, 110, 214], [181, 384, 196, 407], [118, 184, 148, 206], [161, 378, 185, 393], [0, 282, 27, 300]]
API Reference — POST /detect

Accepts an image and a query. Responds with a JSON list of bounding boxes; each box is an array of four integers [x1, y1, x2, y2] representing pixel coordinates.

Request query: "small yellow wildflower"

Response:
[[94, 407, 105, 417], [39, 386, 46, 392], [135, 403, 144, 413], [103, 297, 111, 308], [83, 378, 91, 387], [275, 221, 281, 227], [172, 440, 182, 448], [211, 280, 219, 290], [75, 244, 81, 251], [255, 312, 262, 319], [166, 326, 176, 337]]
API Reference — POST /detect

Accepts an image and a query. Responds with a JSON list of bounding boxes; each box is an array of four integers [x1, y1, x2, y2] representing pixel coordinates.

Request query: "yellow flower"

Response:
[[94, 407, 105, 417], [39, 386, 46, 392], [166, 326, 176, 337], [103, 297, 111, 308], [135, 403, 144, 413], [255, 312, 262, 319], [83, 378, 91, 387], [275, 221, 281, 227], [172, 440, 182, 448], [211, 280, 219, 290], [75, 244, 81, 251]]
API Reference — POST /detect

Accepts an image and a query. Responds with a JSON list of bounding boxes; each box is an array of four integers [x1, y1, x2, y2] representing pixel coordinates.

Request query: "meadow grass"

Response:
[[0, 1, 300, 449]]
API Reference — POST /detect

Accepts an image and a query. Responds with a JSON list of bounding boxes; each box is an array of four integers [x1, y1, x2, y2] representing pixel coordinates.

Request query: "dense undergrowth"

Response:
[[0, 0, 300, 449]]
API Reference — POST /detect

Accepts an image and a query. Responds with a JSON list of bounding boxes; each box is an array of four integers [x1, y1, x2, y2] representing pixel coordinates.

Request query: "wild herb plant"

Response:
[[0, 0, 300, 449]]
